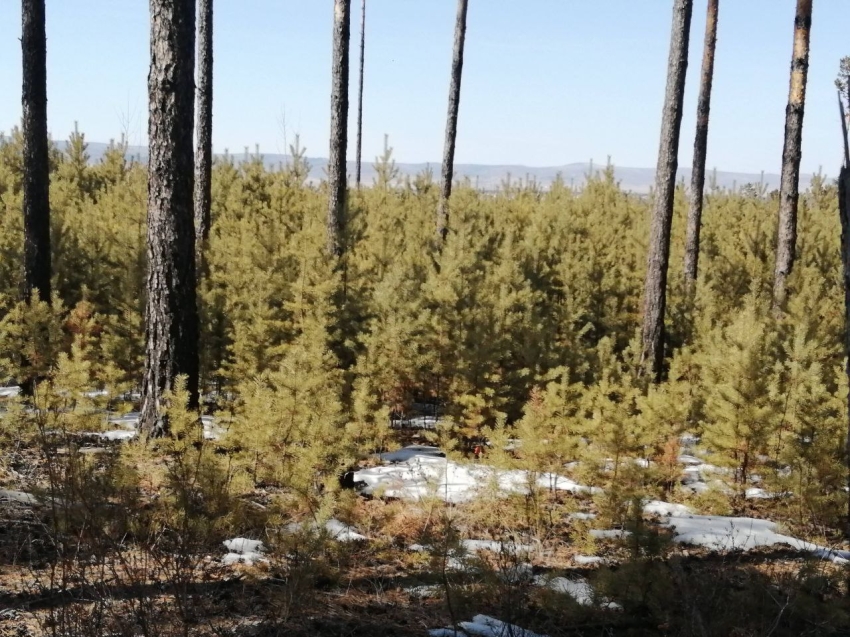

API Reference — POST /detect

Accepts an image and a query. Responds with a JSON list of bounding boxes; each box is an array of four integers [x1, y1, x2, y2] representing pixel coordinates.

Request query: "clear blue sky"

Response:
[[0, 1, 846, 174]]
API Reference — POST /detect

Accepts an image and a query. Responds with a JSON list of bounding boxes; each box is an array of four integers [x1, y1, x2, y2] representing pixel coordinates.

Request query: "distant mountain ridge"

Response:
[[56, 141, 816, 195]]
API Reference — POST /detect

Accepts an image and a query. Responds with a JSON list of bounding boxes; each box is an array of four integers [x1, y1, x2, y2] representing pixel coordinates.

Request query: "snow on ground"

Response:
[[430, 614, 547, 637], [352, 447, 598, 504], [284, 518, 367, 542], [537, 576, 621, 609], [378, 445, 445, 463], [222, 537, 267, 566], [573, 555, 605, 565], [590, 529, 631, 540], [0, 386, 21, 398], [662, 515, 850, 564], [643, 500, 694, 517]]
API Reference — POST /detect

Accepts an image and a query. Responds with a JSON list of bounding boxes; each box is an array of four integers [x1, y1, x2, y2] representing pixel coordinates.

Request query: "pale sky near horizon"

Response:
[[0, 1, 846, 175]]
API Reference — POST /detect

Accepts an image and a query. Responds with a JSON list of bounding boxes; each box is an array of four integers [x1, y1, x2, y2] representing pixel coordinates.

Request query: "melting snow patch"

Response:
[[352, 454, 598, 504], [643, 500, 694, 517], [99, 430, 138, 441], [430, 614, 547, 637], [568, 512, 596, 521], [573, 555, 605, 565], [285, 518, 367, 542], [0, 386, 21, 398], [222, 537, 267, 566], [662, 515, 850, 564], [378, 445, 445, 463], [590, 529, 631, 540], [538, 576, 621, 610]]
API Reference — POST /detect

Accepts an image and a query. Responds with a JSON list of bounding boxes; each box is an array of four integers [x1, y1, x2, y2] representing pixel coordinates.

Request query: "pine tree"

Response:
[[141, 0, 200, 435], [354, 0, 366, 190], [21, 0, 51, 304], [684, 0, 719, 287], [836, 70, 850, 529], [772, 0, 813, 310], [194, 0, 214, 265], [436, 0, 469, 243], [640, 0, 693, 380], [327, 0, 351, 258]]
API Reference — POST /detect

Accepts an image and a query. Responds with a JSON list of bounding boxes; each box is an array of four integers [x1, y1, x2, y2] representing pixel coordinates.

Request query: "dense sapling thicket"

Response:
[[0, 130, 846, 530]]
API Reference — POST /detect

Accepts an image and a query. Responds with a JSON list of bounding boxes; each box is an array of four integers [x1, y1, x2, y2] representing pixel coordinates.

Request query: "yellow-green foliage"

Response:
[[0, 129, 847, 528]]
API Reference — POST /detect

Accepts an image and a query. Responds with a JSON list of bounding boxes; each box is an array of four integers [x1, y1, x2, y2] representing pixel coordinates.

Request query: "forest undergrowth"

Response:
[[1, 131, 849, 635]]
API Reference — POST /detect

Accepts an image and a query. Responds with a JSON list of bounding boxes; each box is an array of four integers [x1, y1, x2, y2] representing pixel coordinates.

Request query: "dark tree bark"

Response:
[[21, 0, 51, 304], [354, 0, 365, 189], [327, 0, 351, 258], [141, 0, 200, 435], [837, 89, 850, 534], [194, 0, 213, 264], [772, 0, 812, 310], [436, 0, 469, 243], [639, 0, 693, 381], [684, 0, 719, 287]]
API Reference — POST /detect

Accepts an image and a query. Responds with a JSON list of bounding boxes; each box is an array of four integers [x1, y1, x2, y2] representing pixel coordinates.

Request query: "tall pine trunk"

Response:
[[684, 0, 719, 287], [436, 0, 469, 243], [141, 0, 200, 435], [640, 0, 693, 381], [21, 0, 51, 304], [194, 0, 213, 265], [327, 0, 351, 258], [837, 88, 850, 533], [354, 0, 365, 189], [772, 0, 812, 310]]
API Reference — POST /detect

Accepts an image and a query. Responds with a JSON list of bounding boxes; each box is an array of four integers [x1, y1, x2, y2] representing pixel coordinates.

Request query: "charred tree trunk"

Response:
[[683, 0, 719, 287], [354, 0, 365, 189], [141, 0, 200, 435], [327, 0, 351, 258], [772, 0, 812, 310], [194, 0, 213, 267], [436, 0, 469, 243], [640, 0, 693, 381], [21, 0, 51, 304]]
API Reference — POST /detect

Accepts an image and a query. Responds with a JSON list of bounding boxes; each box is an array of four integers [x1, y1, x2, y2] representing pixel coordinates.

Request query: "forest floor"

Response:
[[1, 439, 850, 637]]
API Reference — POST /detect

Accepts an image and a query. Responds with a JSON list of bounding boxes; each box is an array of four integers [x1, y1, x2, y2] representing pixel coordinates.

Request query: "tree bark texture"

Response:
[[194, 0, 213, 261], [354, 0, 365, 189], [684, 0, 718, 286], [327, 0, 351, 258], [640, 0, 693, 381], [21, 0, 51, 304], [141, 0, 200, 435], [436, 0, 469, 243], [772, 0, 812, 310], [839, 162, 850, 533]]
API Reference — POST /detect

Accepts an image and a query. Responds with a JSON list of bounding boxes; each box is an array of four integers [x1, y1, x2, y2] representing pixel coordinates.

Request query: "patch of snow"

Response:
[[202, 415, 226, 441], [643, 500, 694, 517], [222, 537, 267, 566], [98, 430, 137, 441], [573, 555, 605, 565], [568, 512, 597, 521], [590, 529, 631, 540], [406, 584, 441, 598], [378, 445, 445, 463], [539, 576, 622, 610], [678, 454, 702, 466], [352, 454, 599, 504], [285, 518, 367, 542], [461, 539, 533, 555], [441, 614, 546, 637], [0, 489, 39, 505], [0, 386, 21, 398], [662, 515, 850, 564]]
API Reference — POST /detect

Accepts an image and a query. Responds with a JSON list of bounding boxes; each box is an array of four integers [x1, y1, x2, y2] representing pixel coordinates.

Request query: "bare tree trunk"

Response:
[[141, 0, 199, 435], [194, 0, 213, 266], [772, 0, 813, 311], [21, 0, 51, 304], [837, 90, 850, 535], [354, 0, 365, 190], [327, 0, 351, 258], [640, 0, 693, 381], [436, 0, 469, 243], [684, 0, 719, 287]]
